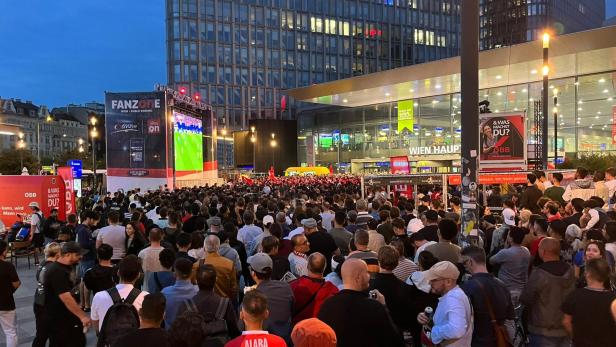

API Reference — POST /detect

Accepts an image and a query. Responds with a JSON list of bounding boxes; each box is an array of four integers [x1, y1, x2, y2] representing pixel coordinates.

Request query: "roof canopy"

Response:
[[285, 26, 616, 107]]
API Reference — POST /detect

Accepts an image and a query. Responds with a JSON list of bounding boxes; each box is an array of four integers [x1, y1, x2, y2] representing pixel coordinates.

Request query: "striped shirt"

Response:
[[393, 257, 419, 282]]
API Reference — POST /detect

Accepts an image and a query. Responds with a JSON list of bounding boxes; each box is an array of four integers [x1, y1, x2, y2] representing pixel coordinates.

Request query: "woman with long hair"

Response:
[[125, 221, 146, 256]]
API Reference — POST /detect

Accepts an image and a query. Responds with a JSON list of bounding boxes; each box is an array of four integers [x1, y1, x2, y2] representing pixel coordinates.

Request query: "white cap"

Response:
[[502, 208, 516, 226], [263, 215, 275, 226], [407, 218, 424, 234]]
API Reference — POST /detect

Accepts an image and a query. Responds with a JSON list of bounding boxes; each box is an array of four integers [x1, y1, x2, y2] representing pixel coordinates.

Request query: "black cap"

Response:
[[60, 241, 87, 255]]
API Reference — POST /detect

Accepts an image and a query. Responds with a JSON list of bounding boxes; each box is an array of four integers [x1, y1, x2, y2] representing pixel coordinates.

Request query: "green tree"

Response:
[[0, 149, 40, 175], [557, 153, 616, 172]]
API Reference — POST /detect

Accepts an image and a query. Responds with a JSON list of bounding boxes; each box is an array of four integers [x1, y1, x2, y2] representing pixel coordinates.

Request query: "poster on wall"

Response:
[[105, 92, 170, 192], [479, 112, 526, 170], [0, 176, 66, 227], [390, 156, 410, 174], [57, 167, 76, 217]]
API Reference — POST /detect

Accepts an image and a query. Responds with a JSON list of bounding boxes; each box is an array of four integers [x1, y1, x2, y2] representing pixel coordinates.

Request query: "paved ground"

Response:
[[0, 259, 97, 347]]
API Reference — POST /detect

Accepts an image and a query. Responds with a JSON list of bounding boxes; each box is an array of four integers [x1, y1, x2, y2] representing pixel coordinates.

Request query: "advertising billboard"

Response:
[[173, 111, 204, 172], [105, 92, 171, 192], [479, 112, 526, 170], [397, 100, 414, 133], [390, 156, 410, 174], [57, 167, 76, 216], [0, 176, 66, 227]]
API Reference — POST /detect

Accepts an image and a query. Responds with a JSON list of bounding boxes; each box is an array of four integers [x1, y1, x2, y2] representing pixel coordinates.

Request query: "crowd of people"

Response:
[[0, 170, 616, 347]]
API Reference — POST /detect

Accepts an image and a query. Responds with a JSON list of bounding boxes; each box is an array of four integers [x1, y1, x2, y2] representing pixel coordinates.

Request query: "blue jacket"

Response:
[[161, 279, 199, 329]]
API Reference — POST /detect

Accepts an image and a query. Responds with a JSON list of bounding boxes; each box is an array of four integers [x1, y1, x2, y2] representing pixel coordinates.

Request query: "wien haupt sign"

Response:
[[409, 145, 460, 155]]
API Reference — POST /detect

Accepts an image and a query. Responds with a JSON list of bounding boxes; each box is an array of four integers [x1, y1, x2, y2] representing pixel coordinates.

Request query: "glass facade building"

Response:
[[166, 0, 462, 131], [289, 26, 616, 174], [480, 0, 605, 50]]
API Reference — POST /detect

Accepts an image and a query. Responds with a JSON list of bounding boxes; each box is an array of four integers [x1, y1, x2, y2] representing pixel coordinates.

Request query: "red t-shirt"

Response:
[[289, 276, 339, 325], [225, 331, 287, 347], [530, 236, 546, 257]]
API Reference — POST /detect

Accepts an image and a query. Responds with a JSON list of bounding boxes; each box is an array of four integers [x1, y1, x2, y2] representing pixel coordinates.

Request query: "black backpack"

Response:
[[96, 287, 141, 347], [184, 297, 230, 347]]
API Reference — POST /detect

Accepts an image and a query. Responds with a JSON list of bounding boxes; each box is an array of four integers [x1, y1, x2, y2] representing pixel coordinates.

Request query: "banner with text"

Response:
[[397, 100, 414, 133], [57, 167, 76, 217], [479, 112, 526, 170]]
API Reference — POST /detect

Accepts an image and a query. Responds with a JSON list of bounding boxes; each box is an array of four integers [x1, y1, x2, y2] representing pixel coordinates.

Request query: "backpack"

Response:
[[184, 297, 230, 347], [96, 287, 141, 347], [31, 212, 45, 233]]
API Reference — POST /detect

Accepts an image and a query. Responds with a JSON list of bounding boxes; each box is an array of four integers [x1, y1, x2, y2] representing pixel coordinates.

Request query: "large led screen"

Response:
[[173, 111, 203, 171]]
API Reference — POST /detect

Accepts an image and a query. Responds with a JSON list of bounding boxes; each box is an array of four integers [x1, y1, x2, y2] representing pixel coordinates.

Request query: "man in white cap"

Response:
[[29, 202, 45, 264], [253, 215, 274, 254], [417, 261, 473, 347]]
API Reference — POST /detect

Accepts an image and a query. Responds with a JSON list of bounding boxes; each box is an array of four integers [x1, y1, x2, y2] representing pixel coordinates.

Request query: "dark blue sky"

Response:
[[1, 1, 615, 108], [0, 0, 166, 108]]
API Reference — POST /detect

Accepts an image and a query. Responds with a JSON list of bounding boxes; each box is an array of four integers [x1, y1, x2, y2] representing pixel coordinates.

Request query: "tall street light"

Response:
[[270, 133, 277, 172], [17, 132, 25, 169], [36, 115, 53, 163], [542, 32, 550, 169], [553, 88, 559, 165], [90, 115, 98, 192], [250, 126, 256, 173]]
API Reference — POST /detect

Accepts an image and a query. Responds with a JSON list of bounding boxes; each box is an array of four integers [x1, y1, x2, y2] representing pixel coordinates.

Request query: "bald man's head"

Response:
[[539, 237, 561, 261], [307, 252, 326, 275], [341, 258, 370, 291]]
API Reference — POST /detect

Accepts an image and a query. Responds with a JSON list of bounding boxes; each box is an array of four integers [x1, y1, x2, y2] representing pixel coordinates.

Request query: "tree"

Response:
[[0, 149, 40, 175]]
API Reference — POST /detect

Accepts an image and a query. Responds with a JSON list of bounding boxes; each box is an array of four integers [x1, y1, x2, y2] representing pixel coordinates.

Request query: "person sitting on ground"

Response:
[[114, 293, 170, 347], [147, 248, 176, 294], [225, 290, 287, 347]]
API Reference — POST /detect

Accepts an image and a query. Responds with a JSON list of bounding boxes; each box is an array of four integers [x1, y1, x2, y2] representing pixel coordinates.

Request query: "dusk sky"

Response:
[[1, 1, 615, 108]]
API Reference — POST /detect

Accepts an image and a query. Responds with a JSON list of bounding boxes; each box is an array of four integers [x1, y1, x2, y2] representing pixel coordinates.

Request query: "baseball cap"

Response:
[[423, 261, 460, 282], [409, 229, 429, 242], [263, 215, 274, 227], [60, 241, 87, 255], [407, 218, 424, 233], [502, 208, 516, 226], [28, 202, 40, 209], [301, 218, 317, 228], [291, 318, 337, 347], [207, 216, 222, 227], [247, 252, 273, 273]]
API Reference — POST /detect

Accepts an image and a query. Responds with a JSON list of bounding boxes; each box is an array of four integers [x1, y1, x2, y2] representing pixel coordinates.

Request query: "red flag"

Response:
[[329, 164, 334, 175], [269, 166, 275, 180]]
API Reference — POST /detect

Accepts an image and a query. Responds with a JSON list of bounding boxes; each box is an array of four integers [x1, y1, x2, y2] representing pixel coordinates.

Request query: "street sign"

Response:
[[67, 160, 83, 179]]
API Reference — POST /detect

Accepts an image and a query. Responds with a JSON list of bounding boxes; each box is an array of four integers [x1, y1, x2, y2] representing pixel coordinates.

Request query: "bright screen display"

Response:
[[173, 111, 203, 171]]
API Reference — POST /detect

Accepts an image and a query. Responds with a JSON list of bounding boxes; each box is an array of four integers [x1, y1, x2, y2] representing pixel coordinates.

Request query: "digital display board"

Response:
[[173, 111, 203, 171]]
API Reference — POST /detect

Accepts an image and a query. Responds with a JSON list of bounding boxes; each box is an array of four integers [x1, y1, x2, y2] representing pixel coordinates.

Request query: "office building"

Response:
[[480, 0, 605, 50], [166, 0, 462, 129], [287, 26, 616, 173]]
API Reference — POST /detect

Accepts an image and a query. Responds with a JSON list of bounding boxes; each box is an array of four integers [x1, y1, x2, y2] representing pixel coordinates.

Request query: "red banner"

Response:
[[448, 173, 528, 186], [0, 176, 66, 227], [57, 167, 76, 217], [390, 156, 410, 174], [480, 113, 526, 169]]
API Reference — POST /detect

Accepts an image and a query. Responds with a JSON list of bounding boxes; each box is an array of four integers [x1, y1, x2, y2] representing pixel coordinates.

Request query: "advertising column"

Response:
[[105, 92, 171, 192]]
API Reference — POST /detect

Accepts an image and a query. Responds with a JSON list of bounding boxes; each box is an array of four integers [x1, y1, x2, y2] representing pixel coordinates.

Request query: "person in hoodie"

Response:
[[562, 167, 595, 202], [520, 237, 575, 347]]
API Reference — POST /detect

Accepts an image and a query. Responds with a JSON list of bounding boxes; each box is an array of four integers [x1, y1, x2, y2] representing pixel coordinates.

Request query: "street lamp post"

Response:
[[250, 126, 256, 173], [542, 32, 550, 169], [90, 115, 98, 193], [553, 89, 559, 165], [17, 132, 25, 169], [270, 133, 277, 173]]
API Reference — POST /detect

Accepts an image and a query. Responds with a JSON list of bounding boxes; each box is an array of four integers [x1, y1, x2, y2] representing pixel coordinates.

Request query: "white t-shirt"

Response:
[[96, 224, 127, 260], [31, 212, 43, 234], [91, 284, 148, 331], [138, 246, 165, 273]]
